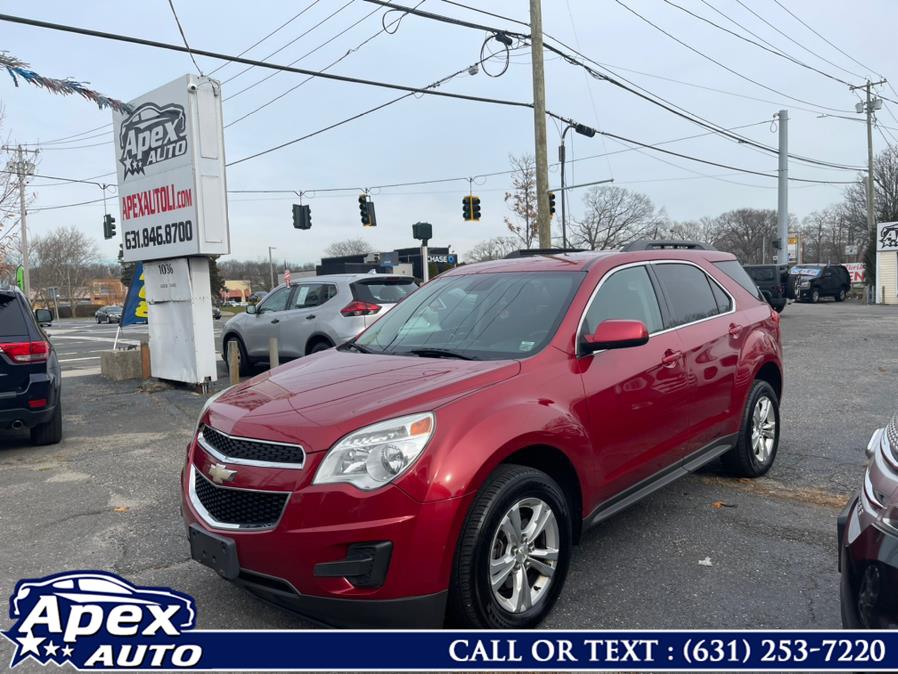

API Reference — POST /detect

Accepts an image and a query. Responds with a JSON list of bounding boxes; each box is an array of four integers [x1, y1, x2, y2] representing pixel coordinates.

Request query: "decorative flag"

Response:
[[121, 262, 148, 326], [284, 268, 291, 285]]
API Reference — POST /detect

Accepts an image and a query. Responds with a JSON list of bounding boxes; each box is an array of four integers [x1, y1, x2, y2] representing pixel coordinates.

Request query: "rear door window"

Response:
[[352, 277, 418, 304], [0, 293, 29, 340], [714, 260, 764, 300], [654, 263, 721, 328], [583, 266, 664, 334]]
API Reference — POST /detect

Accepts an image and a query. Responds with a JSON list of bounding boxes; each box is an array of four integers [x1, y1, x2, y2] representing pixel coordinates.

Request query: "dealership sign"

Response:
[[878, 221, 898, 251], [843, 262, 866, 285], [113, 75, 229, 263]]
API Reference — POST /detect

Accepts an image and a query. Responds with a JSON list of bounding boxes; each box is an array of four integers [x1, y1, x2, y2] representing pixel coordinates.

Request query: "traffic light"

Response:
[[103, 213, 116, 240], [548, 191, 556, 216], [293, 204, 311, 230], [359, 194, 377, 227], [472, 196, 481, 221], [772, 240, 781, 250], [462, 195, 472, 221]]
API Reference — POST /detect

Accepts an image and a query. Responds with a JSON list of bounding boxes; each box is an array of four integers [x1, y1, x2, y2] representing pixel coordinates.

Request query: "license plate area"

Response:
[[189, 524, 239, 579]]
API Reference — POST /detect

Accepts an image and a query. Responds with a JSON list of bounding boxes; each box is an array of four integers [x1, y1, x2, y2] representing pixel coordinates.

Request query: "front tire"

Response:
[[721, 380, 779, 477], [836, 288, 847, 302], [449, 465, 571, 628], [31, 402, 62, 446], [810, 288, 820, 303]]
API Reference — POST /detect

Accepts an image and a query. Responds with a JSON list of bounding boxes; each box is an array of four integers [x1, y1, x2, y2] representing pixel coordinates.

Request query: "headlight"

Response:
[[314, 412, 435, 491], [195, 387, 229, 432], [800, 280, 811, 288]]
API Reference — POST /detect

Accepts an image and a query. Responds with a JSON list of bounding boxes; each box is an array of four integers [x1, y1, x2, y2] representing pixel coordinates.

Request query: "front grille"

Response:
[[192, 469, 288, 529], [200, 426, 305, 466]]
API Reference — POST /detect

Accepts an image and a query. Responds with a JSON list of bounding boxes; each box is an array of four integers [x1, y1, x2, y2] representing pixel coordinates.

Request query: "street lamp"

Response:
[[268, 246, 277, 290], [559, 122, 596, 250]]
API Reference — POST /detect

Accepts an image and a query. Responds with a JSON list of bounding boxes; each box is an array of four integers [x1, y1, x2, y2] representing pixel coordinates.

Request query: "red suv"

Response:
[[182, 245, 783, 628]]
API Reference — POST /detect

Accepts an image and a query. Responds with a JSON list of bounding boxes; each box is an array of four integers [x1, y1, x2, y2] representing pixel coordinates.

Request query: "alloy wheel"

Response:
[[751, 395, 776, 464], [489, 497, 559, 614]]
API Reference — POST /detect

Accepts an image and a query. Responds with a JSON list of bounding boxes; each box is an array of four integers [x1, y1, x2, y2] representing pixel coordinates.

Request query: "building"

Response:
[[317, 247, 456, 279], [88, 278, 126, 305], [222, 279, 252, 302], [876, 221, 898, 304]]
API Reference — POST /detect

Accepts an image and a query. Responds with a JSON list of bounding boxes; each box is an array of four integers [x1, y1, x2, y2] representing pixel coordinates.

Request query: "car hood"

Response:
[[207, 351, 520, 451]]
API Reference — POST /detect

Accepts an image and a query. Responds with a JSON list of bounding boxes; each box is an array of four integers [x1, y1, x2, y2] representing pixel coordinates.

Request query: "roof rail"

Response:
[[503, 247, 584, 259], [621, 240, 716, 252]]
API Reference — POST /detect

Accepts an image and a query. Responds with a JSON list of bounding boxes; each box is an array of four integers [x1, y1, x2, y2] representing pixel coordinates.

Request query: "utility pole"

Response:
[[529, 0, 550, 248], [850, 79, 885, 301], [4, 144, 37, 295], [775, 110, 789, 263], [268, 246, 277, 289]]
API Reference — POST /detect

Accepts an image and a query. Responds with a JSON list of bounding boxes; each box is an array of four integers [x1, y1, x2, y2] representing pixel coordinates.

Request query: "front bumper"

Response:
[[837, 426, 898, 628], [181, 436, 470, 627]]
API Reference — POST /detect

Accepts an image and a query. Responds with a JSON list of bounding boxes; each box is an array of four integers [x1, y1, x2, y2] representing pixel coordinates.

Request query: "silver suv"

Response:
[[221, 273, 418, 374]]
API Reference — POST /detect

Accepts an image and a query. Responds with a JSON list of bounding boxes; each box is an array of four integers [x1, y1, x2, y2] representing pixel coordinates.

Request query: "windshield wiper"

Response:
[[405, 348, 477, 360], [341, 341, 374, 354]]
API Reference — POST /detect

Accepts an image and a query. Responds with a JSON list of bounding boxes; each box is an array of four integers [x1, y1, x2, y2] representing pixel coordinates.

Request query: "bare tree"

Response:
[[465, 236, 518, 262], [710, 209, 778, 264], [31, 225, 98, 317], [570, 185, 664, 250], [324, 238, 374, 257], [0, 108, 25, 277], [664, 217, 719, 245], [504, 154, 538, 249]]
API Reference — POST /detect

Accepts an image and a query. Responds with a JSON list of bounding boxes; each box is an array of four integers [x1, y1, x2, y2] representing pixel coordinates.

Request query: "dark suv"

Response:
[[0, 288, 62, 445], [787, 263, 851, 303], [744, 264, 788, 313]]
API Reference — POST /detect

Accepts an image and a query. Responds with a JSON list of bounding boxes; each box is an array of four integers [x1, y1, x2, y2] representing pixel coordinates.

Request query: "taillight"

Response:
[[0, 341, 50, 363], [341, 300, 381, 317]]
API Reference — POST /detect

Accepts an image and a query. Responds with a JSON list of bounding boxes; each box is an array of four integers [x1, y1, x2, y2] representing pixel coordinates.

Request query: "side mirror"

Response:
[[34, 308, 53, 326], [246, 304, 257, 315], [581, 319, 649, 354]]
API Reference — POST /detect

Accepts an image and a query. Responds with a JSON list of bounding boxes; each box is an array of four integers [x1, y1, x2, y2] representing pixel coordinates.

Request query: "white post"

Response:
[[421, 244, 429, 283], [777, 110, 789, 259]]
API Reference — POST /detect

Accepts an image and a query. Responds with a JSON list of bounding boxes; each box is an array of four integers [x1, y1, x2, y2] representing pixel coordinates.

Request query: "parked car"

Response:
[[743, 264, 788, 313], [787, 263, 851, 303], [0, 287, 62, 445], [184, 246, 783, 628], [838, 413, 898, 628], [95, 305, 122, 324], [220, 274, 418, 375], [212, 305, 221, 320]]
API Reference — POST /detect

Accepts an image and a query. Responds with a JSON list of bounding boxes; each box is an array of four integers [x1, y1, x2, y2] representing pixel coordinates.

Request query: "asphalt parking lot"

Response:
[[1, 300, 897, 655]]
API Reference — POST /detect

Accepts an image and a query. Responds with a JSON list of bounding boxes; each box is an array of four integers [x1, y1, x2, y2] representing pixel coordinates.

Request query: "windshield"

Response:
[[790, 265, 822, 277], [353, 271, 583, 360]]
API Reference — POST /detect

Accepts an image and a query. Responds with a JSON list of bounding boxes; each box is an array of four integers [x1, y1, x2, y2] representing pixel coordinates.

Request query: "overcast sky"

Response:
[[3, 0, 897, 265]]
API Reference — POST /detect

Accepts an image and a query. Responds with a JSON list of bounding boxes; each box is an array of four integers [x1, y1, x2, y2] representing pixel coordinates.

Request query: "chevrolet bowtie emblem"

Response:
[[207, 463, 237, 484]]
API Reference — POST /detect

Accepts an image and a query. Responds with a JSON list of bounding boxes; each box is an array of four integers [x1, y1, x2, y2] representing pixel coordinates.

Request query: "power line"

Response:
[[0, 13, 534, 115], [771, 0, 882, 77], [209, 0, 323, 75], [166, 0, 203, 76], [660, 0, 852, 87], [612, 0, 852, 114], [438, 0, 529, 28], [29, 194, 115, 212], [725, 0, 865, 80], [221, 0, 357, 86]]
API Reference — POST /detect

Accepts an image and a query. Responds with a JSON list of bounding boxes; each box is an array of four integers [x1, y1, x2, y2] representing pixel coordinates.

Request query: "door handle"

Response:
[[305, 314, 316, 320], [661, 349, 682, 367], [270, 319, 280, 324], [728, 323, 743, 337]]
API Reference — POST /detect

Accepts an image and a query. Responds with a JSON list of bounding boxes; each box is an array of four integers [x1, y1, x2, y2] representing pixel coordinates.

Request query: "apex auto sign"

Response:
[[878, 222, 898, 251], [113, 75, 229, 263]]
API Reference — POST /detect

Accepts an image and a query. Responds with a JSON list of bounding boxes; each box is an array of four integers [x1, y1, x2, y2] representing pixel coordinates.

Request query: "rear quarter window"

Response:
[[713, 260, 764, 301], [0, 294, 29, 339], [352, 278, 418, 304]]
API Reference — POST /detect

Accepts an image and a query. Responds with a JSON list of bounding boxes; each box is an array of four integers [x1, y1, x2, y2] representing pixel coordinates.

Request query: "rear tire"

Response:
[[448, 465, 571, 628], [836, 287, 847, 302], [721, 380, 779, 477], [309, 339, 333, 354], [31, 402, 62, 446], [223, 336, 252, 376]]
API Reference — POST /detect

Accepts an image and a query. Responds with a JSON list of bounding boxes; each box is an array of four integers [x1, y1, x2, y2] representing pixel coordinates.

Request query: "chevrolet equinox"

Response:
[[182, 244, 783, 628]]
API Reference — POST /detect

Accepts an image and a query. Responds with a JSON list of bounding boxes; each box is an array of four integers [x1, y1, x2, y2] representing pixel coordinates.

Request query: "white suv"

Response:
[[221, 273, 418, 374]]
